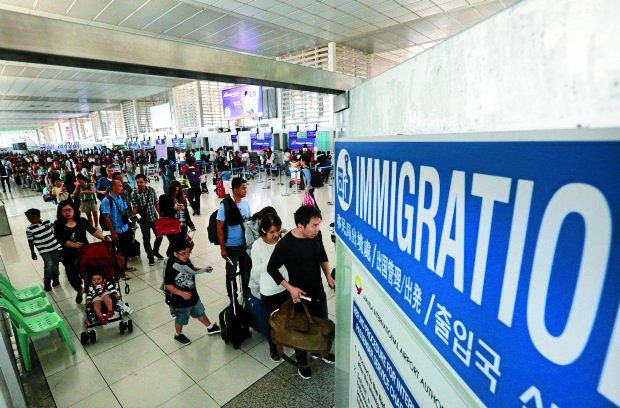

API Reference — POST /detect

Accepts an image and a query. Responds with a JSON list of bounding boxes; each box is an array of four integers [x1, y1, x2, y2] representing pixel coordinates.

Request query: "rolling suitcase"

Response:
[[244, 292, 268, 336], [219, 273, 251, 349], [127, 237, 141, 259]]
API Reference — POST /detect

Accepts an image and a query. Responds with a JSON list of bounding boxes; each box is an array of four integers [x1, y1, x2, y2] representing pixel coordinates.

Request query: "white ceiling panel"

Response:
[[94, 0, 146, 25], [248, 0, 280, 9], [0, 0, 32, 7], [66, 0, 110, 20], [184, 15, 240, 40], [285, 0, 315, 7], [234, 4, 262, 17], [438, 0, 468, 11], [212, 0, 243, 12], [120, 0, 180, 29], [164, 8, 225, 36], [34, 0, 73, 14], [142, 2, 202, 33], [475, 1, 504, 17], [1, 65, 24, 77]]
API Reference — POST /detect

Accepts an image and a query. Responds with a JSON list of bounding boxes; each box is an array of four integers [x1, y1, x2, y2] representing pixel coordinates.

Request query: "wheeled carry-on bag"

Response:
[[219, 272, 251, 349], [244, 292, 268, 336]]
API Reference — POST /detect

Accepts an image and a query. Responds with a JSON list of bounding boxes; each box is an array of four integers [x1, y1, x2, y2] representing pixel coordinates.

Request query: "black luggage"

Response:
[[127, 238, 141, 259], [219, 273, 251, 349]]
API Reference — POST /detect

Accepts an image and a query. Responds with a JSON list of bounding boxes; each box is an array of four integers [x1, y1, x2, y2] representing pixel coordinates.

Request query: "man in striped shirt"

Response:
[[25, 208, 61, 292]]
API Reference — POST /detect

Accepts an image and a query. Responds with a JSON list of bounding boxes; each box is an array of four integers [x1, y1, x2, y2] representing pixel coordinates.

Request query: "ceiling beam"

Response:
[[0, 11, 362, 94]]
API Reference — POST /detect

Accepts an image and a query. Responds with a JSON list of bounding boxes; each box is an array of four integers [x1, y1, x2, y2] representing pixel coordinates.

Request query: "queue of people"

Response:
[[12, 145, 336, 382]]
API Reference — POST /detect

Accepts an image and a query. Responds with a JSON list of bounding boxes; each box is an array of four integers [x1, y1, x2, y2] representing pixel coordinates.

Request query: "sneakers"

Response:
[[174, 333, 191, 346], [298, 367, 312, 380], [206, 323, 221, 335], [153, 252, 164, 260], [44, 284, 52, 292], [269, 348, 282, 363], [311, 352, 335, 365], [148, 257, 155, 266]]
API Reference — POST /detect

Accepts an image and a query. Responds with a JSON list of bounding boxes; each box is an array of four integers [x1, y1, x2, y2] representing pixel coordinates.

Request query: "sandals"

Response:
[[97, 314, 108, 325]]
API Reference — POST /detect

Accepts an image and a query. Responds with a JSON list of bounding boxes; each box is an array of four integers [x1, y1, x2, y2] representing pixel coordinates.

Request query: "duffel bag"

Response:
[[269, 299, 335, 369]]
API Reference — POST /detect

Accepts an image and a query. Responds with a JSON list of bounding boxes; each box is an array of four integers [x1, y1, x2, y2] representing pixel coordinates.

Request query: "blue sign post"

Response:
[[335, 136, 619, 407]]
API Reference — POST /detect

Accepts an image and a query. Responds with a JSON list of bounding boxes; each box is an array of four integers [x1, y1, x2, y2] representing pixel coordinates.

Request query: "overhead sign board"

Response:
[[335, 135, 619, 408]]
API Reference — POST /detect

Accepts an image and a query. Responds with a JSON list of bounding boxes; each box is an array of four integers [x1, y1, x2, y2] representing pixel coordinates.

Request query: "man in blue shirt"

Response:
[[216, 177, 252, 302], [96, 165, 115, 201], [101, 179, 134, 276]]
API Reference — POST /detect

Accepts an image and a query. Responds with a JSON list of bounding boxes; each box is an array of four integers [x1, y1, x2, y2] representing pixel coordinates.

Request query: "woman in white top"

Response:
[[249, 213, 288, 362]]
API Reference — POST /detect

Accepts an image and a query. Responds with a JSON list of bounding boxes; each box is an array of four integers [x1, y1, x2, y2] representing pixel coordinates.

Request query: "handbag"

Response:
[[269, 299, 335, 369], [153, 217, 181, 237], [302, 191, 316, 207]]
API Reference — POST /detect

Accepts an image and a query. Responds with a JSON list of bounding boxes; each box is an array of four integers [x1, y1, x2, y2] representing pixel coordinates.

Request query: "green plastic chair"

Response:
[[0, 286, 54, 316], [0, 298, 75, 371], [0, 275, 45, 301]]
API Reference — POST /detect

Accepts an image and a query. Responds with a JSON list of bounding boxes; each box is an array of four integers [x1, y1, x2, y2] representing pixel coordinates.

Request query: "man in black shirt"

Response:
[[267, 205, 336, 380]]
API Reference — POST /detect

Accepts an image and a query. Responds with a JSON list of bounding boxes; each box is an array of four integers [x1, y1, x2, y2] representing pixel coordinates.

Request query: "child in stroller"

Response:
[[79, 242, 133, 345], [85, 272, 117, 325]]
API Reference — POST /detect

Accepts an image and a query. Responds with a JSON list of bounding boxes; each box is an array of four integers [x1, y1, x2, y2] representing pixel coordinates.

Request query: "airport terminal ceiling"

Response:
[[0, 0, 519, 130]]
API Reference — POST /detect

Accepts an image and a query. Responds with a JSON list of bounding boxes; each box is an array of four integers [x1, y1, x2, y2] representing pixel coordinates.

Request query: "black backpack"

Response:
[[302, 169, 324, 189], [207, 198, 230, 245]]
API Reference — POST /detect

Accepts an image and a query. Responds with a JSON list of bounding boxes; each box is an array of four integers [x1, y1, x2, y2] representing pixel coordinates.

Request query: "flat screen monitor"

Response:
[[221, 85, 263, 120]]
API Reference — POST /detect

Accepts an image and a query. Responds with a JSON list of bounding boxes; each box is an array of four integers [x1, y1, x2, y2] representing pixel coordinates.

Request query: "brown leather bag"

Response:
[[269, 299, 335, 369]]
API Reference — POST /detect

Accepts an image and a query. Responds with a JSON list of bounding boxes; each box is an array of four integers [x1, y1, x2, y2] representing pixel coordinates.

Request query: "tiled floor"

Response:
[[0, 175, 337, 408]]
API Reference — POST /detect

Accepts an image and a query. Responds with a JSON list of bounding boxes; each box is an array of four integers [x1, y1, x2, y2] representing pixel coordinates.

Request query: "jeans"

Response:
[[261, 291, 289, 352], [139, 220, 162, 260], [294, 290, 328, 365], [187, 187, 201, 213], [40, 250, 60, 286], [224, 245, 250, 303]]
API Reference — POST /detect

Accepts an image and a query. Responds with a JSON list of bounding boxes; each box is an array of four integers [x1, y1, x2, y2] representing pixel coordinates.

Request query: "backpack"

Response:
[[207, 197, 244, 245], [310, 169, 323, 188], [208, 198, 230, 245]]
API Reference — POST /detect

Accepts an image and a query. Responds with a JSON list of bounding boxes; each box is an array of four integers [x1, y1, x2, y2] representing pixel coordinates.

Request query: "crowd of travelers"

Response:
[[9, 143, 335, 380]]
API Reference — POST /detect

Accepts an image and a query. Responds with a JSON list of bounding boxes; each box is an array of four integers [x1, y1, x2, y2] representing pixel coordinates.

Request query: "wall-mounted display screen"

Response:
[[222, 85, 263, 120], [150, 103, 173, 130]]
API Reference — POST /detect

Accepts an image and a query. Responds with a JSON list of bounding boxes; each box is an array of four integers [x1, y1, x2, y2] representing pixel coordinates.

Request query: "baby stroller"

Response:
[[78, 242, 133, 345]]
